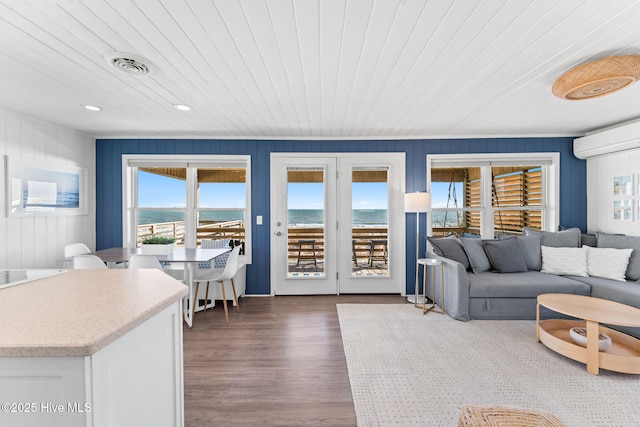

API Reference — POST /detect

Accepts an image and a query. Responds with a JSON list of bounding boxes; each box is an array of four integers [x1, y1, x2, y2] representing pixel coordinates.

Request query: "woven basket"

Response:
[[552, 54, 640, 100], [458, 405, 565, 427]]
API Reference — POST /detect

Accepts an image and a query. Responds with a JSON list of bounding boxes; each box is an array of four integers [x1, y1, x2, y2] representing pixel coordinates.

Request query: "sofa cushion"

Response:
[[498, 235, 542, 271], [569, 275, 640, 308], [586, 246, 633, 282], [461, 238, 492, 273], [468, 271, 591, 298], [483, 238, 528, 273], [597, 234, 640, 281], [541, 246, 588, 276], [427, 237, 470, 270], [523, 227, 581, 247]]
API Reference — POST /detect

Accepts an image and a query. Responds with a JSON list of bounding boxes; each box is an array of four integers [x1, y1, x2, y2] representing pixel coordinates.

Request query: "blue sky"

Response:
[[431, 182, 463, 209], [287, 182, 389, 209], [287, 182, 460, 210], [139, 170, 460, 210], [138, 171, 245, 208]]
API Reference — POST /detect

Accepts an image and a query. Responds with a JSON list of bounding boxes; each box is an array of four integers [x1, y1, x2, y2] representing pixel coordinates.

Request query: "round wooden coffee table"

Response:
[[537, 293, 640, 375]]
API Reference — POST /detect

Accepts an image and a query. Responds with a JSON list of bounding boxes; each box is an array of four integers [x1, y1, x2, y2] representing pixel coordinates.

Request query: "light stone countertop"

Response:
[[0, 269, 188, 357]]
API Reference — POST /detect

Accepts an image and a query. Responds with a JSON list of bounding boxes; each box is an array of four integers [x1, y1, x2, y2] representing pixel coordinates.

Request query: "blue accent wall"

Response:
[[96, 137, 586, 295]]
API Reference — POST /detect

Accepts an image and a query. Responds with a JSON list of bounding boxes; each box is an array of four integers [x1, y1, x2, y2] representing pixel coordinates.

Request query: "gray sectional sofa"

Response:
[[425, 228, 640, 338]]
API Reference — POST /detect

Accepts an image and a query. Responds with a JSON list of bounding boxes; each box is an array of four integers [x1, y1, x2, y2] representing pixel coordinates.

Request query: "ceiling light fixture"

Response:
[[83, 105, 101, 112], [552, 54, 640, 100], [173, 104, 191, 111]]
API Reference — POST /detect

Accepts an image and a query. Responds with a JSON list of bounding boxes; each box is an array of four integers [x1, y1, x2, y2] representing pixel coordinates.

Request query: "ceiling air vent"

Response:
[[104, 52, 154, 76]]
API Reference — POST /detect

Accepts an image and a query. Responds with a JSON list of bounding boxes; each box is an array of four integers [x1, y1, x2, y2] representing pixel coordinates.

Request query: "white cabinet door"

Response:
[[0, 302, 184, 427]]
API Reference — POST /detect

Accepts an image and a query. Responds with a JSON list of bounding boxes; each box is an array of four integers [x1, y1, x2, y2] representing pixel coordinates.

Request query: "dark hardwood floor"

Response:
[[183, 294, 405, 426]]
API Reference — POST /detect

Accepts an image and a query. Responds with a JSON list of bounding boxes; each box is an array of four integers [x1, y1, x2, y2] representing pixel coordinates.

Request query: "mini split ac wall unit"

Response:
[[574, 120, 640, 159]]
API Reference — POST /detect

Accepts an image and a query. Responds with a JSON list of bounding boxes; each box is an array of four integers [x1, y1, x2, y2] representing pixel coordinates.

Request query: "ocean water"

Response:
[[431, 211, 465, 227], [138, 210, 244, 225], [287, 210, 464, 227], [137, 209, 389, 226], [288, 209, 387, 227], [138, 209, 464, 227]]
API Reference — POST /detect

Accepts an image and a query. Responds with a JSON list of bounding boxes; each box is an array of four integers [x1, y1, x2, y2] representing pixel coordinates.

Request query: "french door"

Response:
[[270, 153, 405, 295]]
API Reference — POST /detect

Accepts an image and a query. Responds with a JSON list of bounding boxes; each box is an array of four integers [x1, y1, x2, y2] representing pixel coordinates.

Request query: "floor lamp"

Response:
[[405, 192, 432, 304]]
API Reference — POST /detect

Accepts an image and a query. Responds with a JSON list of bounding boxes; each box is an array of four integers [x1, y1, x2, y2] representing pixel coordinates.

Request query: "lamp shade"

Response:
[[404, 192, 431, 213]]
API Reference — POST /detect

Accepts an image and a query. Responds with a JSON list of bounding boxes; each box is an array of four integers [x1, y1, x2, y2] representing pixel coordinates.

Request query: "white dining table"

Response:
[[87, 247, 231, 327]]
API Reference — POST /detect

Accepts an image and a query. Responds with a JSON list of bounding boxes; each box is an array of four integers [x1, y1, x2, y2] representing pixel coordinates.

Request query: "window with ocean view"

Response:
[[196, 167, 247, 253], [283, 164, 392, 278], [287, 168, 326, 276], [123, 155, 251, 262], [137, 168, 187, 245], [351, 167, 389, 276]]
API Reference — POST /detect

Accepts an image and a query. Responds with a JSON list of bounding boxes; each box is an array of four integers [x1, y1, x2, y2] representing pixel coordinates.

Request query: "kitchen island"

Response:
[[0, 268, 188, 427]]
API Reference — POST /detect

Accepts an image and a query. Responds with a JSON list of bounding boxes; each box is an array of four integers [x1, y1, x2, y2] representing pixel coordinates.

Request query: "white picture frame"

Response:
[[614, 175, 633, 197], [614, 199, 632, 221], [5, 156, 88, 217]]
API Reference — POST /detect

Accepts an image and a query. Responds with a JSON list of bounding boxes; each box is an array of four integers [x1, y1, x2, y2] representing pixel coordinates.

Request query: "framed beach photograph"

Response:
[[614, 175, 633, 196], [614, 199, 632, 221], [5, 156, 87, 217]]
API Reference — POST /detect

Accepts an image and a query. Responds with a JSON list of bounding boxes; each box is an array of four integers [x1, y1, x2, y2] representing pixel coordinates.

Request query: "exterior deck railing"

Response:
[[137, 221, 388, 262], [137, 220, 245, 246], [286, 226, 388, 262]]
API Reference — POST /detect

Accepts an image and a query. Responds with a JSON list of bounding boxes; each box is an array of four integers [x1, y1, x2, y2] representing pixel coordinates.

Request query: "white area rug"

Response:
[[337, 304, 640, 427]]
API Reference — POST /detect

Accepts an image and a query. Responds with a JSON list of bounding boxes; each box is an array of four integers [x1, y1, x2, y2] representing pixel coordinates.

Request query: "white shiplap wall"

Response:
[[0, 109, 95, 269], [587, 149, 640, 236]]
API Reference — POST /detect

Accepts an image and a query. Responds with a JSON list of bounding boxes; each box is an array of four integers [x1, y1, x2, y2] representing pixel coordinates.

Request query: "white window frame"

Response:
[[426, 153, 559, 238], [122, 154, 252, 264]]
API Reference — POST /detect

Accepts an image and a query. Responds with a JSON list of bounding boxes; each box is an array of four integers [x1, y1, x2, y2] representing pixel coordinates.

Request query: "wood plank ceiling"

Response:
[[1, 0, 640, 139]]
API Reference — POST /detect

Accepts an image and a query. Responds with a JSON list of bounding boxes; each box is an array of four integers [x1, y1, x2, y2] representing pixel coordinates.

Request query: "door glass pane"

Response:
[[196, 167, 246, 253], [431, 167, 481, 237], [351, 167, 389, 276], [136, 168, 186, 246], [287, 168, 325, 277]]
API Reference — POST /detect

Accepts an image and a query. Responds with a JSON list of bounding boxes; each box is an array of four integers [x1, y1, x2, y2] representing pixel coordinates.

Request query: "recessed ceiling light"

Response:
[[173, 104, 191, 111], [83, 105, 101, 112]]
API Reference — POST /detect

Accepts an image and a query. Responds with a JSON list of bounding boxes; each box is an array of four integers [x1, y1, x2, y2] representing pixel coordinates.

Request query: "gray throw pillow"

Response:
[[483, 238, 528, 273], [427, 237, 470, 270], [523, 227, 581, 248], [498, 235, 541, 271], [581, 233, 597, 247], [461, 238, 492, 273], [597, 234, 640, 281]]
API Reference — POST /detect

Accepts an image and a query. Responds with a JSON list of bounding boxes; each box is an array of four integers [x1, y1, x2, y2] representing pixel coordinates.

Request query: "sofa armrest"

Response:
[[426, 252, 471, 321]]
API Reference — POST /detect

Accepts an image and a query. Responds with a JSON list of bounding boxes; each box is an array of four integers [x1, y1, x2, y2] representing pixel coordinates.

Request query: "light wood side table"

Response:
[[417, 258, 444, 315]]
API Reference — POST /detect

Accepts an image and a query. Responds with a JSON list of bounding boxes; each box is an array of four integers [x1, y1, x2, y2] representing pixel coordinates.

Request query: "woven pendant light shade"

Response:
[[552, 54, 640, 100]]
